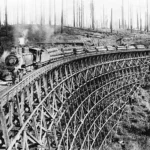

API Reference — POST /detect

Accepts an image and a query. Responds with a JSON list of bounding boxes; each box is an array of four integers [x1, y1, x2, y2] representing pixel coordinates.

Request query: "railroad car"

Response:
[[95, 46, 107, 51], [106, 46, 116, 51], [86, 46, 97, 53], [136, 45, 146, 49], [62, 47, 74, 56], [117, 46, 127, 50]]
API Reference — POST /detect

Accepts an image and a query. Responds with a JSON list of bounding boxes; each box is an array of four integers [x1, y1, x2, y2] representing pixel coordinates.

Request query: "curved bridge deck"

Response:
[[0, 49, 150, 150]]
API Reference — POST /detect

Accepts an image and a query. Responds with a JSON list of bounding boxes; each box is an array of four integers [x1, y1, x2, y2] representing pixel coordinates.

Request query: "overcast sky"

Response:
[[0, 0, 148, 29]]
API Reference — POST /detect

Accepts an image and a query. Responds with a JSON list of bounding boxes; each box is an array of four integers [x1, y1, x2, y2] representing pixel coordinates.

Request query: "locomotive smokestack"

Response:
[[18, 37, 25, 45]]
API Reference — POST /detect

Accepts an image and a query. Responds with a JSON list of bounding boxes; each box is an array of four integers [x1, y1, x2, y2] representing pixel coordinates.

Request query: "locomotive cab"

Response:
[[29, 48, 43, 68], [29, 48, 43, 62]]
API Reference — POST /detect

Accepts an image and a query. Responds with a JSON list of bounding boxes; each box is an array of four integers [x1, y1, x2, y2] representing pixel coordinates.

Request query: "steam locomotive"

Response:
[[3, 43, 147, 84]]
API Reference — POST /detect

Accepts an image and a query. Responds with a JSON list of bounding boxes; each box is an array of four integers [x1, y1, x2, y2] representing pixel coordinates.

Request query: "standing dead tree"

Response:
[[110, 8, 113, 33], [90, 0, 95, 30], [147, 0, 148, 32], [140, 9, 142, 31], [73, 0, 75, 27], [34, 0, 36, 24], [76, 0, 79, 27], [54, 0, 56, 28], [0, 7, 1, 30], [5, 0, 8, 35], [81, 0, 84, 28], [122, 0, 124, 29], [40, 0, 43, 26], [49, 0, 51, 26], [17, 0, 18, 24], [130, 4, 133, 33], [61, 0, 64, 33], [137, 11, 139, 30]]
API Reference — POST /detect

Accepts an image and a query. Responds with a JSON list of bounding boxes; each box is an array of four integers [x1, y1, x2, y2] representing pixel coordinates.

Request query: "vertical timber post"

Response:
[[0, 106, 9, 148]]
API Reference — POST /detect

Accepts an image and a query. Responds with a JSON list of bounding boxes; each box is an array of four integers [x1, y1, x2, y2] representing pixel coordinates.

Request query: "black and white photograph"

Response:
[[0, 0, 150, 149]]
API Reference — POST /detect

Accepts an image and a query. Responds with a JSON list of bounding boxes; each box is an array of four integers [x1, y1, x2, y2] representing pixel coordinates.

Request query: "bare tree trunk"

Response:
[[61, 0, 64, 33], [81, 0, 82, 28], [110, 8, 113, 33], [22, 0, 24, 25], [91, 0, 94, 30], [140, 10, 142, 31], [147, 0, 149, 32], [40, 0, 43, 26], [0, 7, 1, 29], [43, 1, 45, 25], [78, 1, 80, 27], [17, 0, 18, 24], [103, 5, 105, 28], [137, 11, 139, 30], [73, 0, 75, 27], [24, 1, 26, 24], [122, 0, 124, 28], [54, 0, 56, 28], [130, 5, 132, 33], [145, 12, 147, 31], [49, 0, 51, 26], [76, 0, 79, 27], [79, 0, 81, 28], [5, 0, 8, 35], [128, 0, 130, 29], [81, 0, 84, 28], [34, 0, 36, 24]]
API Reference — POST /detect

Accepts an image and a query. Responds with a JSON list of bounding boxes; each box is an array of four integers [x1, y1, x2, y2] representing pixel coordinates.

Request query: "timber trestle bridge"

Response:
[[1, 49, 150, 150]]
